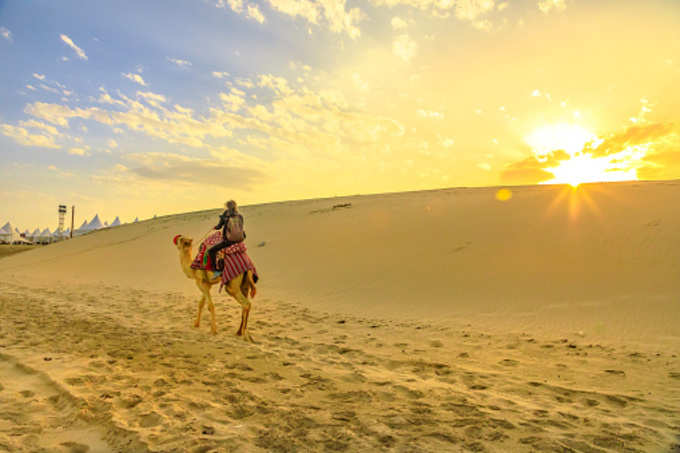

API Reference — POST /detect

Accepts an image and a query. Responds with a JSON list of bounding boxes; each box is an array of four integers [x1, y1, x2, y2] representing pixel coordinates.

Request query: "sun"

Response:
[[546, 153, 637, 187], [525, 123, 597, 156], [525, 123, 639, 187]]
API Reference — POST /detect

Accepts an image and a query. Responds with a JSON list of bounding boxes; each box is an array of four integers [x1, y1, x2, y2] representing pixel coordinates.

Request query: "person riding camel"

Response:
[[208, 200, 245, 271]]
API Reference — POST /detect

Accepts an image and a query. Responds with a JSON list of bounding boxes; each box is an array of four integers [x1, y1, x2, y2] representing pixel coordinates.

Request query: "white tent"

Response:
[[29, 228, 41, 242], [86, 214, 104, 231], [133, 217, 139, 223], [38, 228, 52, 244], [110, 216, 121, 227], [0, 222, 13, 244]]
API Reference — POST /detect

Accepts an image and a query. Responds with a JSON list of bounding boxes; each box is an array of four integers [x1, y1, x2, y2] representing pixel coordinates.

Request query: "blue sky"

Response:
[[1, 0, 679, 230]]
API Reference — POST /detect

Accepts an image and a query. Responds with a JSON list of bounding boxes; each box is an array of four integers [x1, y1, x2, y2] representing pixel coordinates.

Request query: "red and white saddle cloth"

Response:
[[190, 231, 258, 291]]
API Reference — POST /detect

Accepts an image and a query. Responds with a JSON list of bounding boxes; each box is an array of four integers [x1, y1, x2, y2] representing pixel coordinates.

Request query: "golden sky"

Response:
[[0, 0, 679, 229]]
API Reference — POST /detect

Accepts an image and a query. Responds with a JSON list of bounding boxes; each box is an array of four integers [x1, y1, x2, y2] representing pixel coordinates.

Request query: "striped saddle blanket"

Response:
[[190, 231, 258, 289]]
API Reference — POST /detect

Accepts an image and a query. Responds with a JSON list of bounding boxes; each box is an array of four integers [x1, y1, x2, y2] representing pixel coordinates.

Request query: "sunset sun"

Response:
[[526, 124, 640, 187]]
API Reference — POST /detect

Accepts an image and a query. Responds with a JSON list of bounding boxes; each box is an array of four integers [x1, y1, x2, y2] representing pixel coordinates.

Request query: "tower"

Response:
[[58, 204, 67, 236]]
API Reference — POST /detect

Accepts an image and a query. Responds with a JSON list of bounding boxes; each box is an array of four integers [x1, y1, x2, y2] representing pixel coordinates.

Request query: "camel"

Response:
[[174, 235, 257, 340]]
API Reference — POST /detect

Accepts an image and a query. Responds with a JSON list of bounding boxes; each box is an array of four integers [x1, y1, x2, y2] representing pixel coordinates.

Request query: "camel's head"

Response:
[[173, 234, 193, 252]]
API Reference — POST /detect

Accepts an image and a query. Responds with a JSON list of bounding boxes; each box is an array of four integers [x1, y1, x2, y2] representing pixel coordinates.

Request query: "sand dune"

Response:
[[1, 181, 679, 452]]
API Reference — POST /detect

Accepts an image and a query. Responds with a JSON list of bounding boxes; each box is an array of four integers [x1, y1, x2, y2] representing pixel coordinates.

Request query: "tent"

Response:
[[133, 217, 139, 223], [38, 228, 52, 244], [85, 214, 104, 231], [0, 222, 13, 244], [110, 216, 121, 227], [29, 228, 41, 242]]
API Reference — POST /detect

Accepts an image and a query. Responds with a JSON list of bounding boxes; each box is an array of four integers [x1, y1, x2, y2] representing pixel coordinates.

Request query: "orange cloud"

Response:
[[500, 149, 569, 185], [637, 144, 680, 180], [591, 122, 676, 157]]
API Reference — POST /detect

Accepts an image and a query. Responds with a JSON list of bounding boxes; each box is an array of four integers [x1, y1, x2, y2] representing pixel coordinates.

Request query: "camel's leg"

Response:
[[204, 283, 217, 335], [193, 279, 207, 328], [194, 294, 205, 328], [226, 275, 253, 342]]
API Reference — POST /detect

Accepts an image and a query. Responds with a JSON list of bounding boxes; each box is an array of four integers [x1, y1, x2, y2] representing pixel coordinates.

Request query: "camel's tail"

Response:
[[241, 270, 257, 299]]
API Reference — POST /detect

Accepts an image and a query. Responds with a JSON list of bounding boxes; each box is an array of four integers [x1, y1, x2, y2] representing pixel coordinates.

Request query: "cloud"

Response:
[[59, 34, 88, 60], [107, 139, 118, 149], [167, 57, 192, 68], [591, 122, 677, 158], [137, 91, 167, 107], [373, 0, 495, 27], [638, 144, 680, 180], [500, 149, 569, 184], [247, 4, 266, 23], [393, 34, 417, 62], [416, 109, 444, 119], [391, 17, 408, 30], [18, 119, 63, 137], [123, 72, 148, 86], [0, 27, 12, 42], [212, 71, 230, 78], [538, 0, 566, 13], [68, 147, 88, 156], [220, 90, 246, 111], [0, 124, 61, 149], [26, 84, 36, 91], [218, 0, 362, 38], [123, 152, 264, 188], [33, 73, 46, 81], [258, 74, 294, 95]]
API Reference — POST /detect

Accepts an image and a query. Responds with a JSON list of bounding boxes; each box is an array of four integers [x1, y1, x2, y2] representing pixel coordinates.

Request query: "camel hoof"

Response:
[[237, 331, 255, 343]]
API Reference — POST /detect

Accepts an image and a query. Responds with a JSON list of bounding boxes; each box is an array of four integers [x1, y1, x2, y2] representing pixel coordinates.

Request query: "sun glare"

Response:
[[526, 123, 641, 187], [545, 153, 637, 187], [525, 124, 597, 156]]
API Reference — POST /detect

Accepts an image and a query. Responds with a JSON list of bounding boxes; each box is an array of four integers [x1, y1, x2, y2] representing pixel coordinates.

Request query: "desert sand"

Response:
[[1, 180, 679, 452]]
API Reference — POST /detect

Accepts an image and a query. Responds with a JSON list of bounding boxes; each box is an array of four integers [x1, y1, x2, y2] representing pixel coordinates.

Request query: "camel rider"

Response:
[[208, 200, 245, 271]]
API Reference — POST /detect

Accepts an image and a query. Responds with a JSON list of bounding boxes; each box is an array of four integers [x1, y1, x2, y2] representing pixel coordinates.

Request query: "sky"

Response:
[[1, 0, 679, 230]]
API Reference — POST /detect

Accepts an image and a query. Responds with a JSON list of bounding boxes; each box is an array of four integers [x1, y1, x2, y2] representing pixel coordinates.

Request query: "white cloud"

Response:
[[59, 34, 88, 60], [68, 147, 88, 156], [33, 73, 46, 81], [497, 1, 508, 10], [538, 0, 566, 13], [373, 0, 496, 28], [40, 84, 60, 94], [61, 56, 70, 62], [455, 0, 495, 21], [18, 119, 62, 137], [440, 137, 455, 147], [391, 16, 408, 30], [416, 109, 444, 119], [219, 90, 246, 112], [247, 4, 266, 23], [258, 74, 294, 95], [531, 89, 541, 97], [352, 73, 369, 91], [212, 71, 230, 78], [122, 72, 148, 86], [167, 57, 192, 68], [393, 34, 417, 62], [0, 27, 12, 42], [107, 139, 119, 149], [218, 0, 362, 38], [1, 124, 61, 148], [26, 84, 36, 91], [477, 162, 491, 171], [137, 91, 167, 107]]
